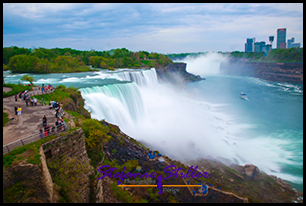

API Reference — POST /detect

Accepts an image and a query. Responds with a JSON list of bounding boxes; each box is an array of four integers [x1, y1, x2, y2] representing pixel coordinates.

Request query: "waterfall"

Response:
[[114, 68, 158, 86], [79, 82, 146, 126]]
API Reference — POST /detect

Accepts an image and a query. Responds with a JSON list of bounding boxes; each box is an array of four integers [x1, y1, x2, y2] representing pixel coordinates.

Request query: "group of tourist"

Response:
[[39, 99, 67, 138], [39, 114, 67, 138], [12, 85, 67, 139], [48, 100, 64, 118], [16, 90, 38, 107], [39, 83, 54, 94]]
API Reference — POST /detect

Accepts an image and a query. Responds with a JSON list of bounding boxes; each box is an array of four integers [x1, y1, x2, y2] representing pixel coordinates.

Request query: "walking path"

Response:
[[3, 87, 56, 146], [3, 87, 12, 93]]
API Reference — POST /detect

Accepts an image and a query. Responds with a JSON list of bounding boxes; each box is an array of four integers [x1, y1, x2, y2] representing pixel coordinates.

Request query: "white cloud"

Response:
[[3, 3, 303, 53], [3, 3, 79, 18]]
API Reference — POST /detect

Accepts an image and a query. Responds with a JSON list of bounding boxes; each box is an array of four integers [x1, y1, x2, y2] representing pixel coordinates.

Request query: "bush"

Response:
[[81, 119, 111, 149]]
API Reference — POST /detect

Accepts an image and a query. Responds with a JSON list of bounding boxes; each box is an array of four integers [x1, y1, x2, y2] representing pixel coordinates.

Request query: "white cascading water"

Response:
[[79, 68, 158, 127], [114, 68, 158, 86], [80, 82, 146, 127]]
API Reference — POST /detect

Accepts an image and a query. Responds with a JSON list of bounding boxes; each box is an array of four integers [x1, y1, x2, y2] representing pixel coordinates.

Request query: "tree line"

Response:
[[3, 46, 173, 73], [230, 47, 303, 62], [167, 48, 303, 63]]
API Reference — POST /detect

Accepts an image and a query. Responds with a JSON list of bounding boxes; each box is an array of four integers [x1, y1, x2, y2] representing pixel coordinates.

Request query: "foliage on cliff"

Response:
[[3, 46, 173, 73]]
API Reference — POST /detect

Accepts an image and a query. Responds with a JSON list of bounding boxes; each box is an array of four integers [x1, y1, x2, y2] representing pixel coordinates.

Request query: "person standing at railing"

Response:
[[51, 125, 55, 134], [55, 119, 59, 132], [59, 118, 67, 131], [44, 127, 48, 137], [39, 128, 43, 139]]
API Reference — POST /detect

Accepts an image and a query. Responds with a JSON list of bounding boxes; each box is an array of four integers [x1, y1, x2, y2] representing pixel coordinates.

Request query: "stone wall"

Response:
[[220, 60, 303, 84], [40, 128, 94, 203]]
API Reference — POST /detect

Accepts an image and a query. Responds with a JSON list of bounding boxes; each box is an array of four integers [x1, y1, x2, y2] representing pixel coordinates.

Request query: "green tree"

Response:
[[3, 63, 9, 71], [21, 75, 34, 85]]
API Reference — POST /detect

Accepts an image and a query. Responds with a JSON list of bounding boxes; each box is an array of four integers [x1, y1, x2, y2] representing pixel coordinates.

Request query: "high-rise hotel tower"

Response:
[[277, 28, 286, 49]]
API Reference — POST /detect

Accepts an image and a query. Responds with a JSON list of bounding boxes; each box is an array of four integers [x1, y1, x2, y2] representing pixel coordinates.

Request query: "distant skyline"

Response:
[[3, 3, 303, 54]]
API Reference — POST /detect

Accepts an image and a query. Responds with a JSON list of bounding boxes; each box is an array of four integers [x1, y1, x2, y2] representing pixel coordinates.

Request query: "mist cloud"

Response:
[[183, 52, 228, 77]]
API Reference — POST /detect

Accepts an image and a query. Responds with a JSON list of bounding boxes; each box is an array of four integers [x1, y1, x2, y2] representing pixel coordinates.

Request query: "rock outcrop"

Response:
[[155, 63, 203, 84], [3, 161, 50, 203], [220, 59, 303, 85], [243, 164, 259, 178]]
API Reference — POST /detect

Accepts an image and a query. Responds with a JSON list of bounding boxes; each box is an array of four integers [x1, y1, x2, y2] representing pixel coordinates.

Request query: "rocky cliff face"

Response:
[[220, 59, 303, 85], [3, 161, 51, 203], [155, 63, 203, 84]]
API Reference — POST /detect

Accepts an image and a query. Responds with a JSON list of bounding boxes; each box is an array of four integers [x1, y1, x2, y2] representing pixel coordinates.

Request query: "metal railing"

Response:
[[3, 123, 69, 155]]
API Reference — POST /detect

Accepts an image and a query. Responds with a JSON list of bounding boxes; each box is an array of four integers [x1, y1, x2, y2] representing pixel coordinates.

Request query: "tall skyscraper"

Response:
[[277, 28, 286, 49], [245, 38, 255, 53]]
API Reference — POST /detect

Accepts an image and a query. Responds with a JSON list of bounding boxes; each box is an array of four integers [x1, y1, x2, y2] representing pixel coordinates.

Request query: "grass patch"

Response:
[[3, 83, 32, 98], [32, 87, 71, 103], [66, 110, 86, 126], [3, 134, 57, 169], [3, 109, 10, 127]]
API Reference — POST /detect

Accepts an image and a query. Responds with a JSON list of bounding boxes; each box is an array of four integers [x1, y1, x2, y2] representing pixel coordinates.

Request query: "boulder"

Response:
[[243, 164, 259, 178]]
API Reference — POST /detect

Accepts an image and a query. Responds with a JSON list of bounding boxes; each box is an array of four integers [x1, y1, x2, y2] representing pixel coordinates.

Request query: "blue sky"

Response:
[[3, 3, 303, 53]]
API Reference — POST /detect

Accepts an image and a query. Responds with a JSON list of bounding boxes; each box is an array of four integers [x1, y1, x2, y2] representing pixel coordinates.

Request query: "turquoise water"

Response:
[[186, 75, 303, 192], [4, 68, 303, 192]]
